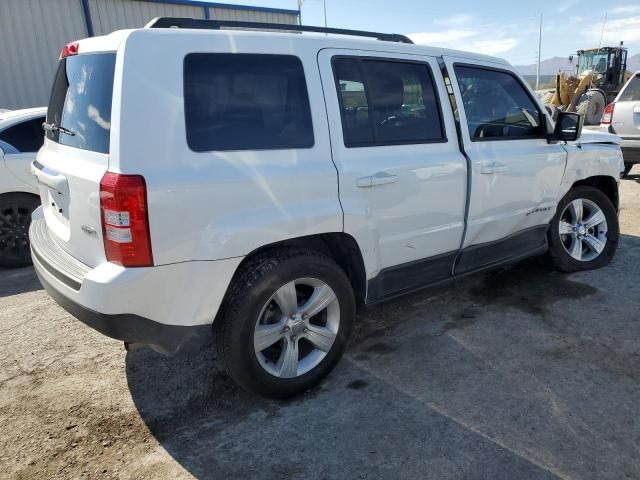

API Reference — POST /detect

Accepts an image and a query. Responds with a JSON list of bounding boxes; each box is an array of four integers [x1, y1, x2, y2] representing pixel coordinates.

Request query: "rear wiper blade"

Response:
[[42, 122, 76, 137]]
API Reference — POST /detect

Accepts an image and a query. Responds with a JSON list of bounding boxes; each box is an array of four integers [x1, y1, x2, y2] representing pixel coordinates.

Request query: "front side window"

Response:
[[0, 117, 45, 152], [454, 66, 544, 140], [333, 57, 444, 147], [47, 53, 116, 154], [183, 54, 314, 152]]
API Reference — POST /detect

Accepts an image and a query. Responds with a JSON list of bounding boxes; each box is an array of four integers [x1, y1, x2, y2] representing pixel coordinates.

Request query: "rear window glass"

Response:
[[183, 53, 314, 151], [619, 75, 640, 102], [46, 53, 116, 154]]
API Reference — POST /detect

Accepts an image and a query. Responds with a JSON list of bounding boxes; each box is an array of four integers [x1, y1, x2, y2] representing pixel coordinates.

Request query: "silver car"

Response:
[[601, 71, 640, 176]]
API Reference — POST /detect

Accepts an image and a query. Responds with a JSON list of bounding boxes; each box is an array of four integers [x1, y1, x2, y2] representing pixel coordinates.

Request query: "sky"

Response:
[[210, 0, 640, 65]]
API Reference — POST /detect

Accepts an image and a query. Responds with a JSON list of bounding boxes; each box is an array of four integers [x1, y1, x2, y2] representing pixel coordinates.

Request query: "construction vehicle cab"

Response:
[[574, 46, 628, 102]]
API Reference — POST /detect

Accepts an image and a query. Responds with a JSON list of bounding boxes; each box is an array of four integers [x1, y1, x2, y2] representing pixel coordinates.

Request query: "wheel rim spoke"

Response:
[[570, 199, 584, 223], [272, 281, 298, 317], [583, 209, 605, 229], [253, 322, 285, 352], [278, 339, 299, 378], [304, 324, 336, 352], [300, 285, 337, 318], [559, 221, 574, 235], [570, 237, 583, 260], [583, 234, 605, 254]]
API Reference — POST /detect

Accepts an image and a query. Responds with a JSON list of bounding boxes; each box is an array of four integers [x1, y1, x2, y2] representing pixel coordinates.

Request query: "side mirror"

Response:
[[548, 111, 583, 143]]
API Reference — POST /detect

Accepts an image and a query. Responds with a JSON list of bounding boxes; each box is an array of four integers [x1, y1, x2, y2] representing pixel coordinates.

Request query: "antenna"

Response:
[[598, 11, 607, 49]]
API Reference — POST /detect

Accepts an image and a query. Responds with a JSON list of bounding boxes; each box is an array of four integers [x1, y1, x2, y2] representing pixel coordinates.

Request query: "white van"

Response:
[[30, 19, 623, 398]]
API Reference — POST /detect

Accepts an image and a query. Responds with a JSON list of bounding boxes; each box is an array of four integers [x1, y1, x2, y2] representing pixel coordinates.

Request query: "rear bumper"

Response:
[[34, 265, 210, 354], [621, 141, 640, 164], [29, 209, 243, 353]]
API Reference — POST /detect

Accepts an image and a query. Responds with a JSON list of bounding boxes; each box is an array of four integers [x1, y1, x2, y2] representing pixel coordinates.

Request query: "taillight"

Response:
[[60, 42, 79, 59], [601, 102, 615, 124], [100, 173, 153, 267]]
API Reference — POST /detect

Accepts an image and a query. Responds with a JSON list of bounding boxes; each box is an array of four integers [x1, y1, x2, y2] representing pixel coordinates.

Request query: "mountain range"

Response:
[[515, 53, 640, 76]]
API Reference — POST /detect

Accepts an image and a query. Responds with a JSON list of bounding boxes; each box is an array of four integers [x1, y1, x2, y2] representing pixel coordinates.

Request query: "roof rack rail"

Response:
[[145, 17, 414, 44]]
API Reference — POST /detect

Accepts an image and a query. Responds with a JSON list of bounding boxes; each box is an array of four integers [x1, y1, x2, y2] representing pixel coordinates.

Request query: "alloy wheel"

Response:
[[0, 204, 31, 265], [559, 198, 608, 262], [253, 278, 340, 378]]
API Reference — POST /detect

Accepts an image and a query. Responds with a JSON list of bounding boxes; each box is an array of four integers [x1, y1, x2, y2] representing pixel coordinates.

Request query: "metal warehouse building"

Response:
[[0, 0, 300, 109]]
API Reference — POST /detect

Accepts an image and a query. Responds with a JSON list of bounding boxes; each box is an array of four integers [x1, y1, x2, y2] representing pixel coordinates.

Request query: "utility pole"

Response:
[[323, 0, 328, 29], [536, 12, 542, 90], [297, 0, 303, 25]]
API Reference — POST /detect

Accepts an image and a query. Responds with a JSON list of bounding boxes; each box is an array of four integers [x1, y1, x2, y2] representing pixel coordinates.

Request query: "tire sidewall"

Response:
[[220, 252, 355, 398], [548, 186, 618, 272]]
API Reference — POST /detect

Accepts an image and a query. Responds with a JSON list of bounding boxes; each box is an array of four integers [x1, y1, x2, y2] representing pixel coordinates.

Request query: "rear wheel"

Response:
[[0, 193, 39, 268], [546, 186, 618, 272], [216, 249, 355, 398]]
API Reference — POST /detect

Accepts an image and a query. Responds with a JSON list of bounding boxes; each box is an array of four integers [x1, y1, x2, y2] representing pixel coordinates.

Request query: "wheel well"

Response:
[[240, 233, 367, 304], [572, 176, 618, 211], [0, 191, 39, 201]]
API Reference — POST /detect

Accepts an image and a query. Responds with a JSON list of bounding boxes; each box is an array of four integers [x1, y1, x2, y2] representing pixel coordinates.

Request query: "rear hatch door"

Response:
[[34, 51, 116, 267], [614, 74, 640, 138]]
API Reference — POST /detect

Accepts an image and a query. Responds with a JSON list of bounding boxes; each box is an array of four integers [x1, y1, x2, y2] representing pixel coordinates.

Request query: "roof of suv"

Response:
[[75, 25, 511, 68], [0, 107, 47, 127]]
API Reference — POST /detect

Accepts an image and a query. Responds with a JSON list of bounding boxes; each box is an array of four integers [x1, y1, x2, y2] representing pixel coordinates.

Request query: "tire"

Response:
[[576, 90, 606, 126], [215, 248, 356, 398], [546, 186, 618, 273], [622, 163, 634, 177], [0, 193, 40, 268]]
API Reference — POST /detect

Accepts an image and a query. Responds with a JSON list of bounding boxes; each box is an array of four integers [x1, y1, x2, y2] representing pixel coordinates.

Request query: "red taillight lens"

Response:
[[60, 42, 79, 59], [100, 172, 153, 267], [601, 102, 615, 124]]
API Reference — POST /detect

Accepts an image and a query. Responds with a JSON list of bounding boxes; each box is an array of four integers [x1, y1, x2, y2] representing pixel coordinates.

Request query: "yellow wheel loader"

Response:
[[540, 44, 631, 125]]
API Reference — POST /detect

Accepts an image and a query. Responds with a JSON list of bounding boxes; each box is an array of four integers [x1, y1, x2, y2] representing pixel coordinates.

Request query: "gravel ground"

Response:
[[1, 171, 640, 480]]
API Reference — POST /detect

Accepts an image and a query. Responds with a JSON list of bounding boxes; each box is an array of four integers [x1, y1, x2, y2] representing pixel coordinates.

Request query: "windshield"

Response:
[[46, 53, 116, 154], [577, 51, 610, 75]]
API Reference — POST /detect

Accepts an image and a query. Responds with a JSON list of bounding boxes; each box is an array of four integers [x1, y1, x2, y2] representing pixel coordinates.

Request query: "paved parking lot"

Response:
[[2, 172, 640, 480]]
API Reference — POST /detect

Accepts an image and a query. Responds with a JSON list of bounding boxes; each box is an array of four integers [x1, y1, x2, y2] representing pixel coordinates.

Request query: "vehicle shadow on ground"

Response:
[[125, 235, 640, 479], [0, 266, 41, 298]]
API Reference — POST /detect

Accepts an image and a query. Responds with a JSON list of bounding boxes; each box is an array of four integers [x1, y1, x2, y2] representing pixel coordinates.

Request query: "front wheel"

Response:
[[0, 193, 40, 268], [546, 186, 618, 272], [215, 249, 355, 398]]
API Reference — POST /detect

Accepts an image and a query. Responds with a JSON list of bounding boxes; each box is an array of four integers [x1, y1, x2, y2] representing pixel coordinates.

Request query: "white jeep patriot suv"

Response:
[[30, 19, 623, 398]]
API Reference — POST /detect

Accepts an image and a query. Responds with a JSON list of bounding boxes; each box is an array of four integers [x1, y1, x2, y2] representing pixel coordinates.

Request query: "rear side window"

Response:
[[184, 54, 314, 151], [454, 65, 543, 140], [333, 57, 445, 147], [0, 117, 45, 152], [619, 75, 640, 102], [46, 53, 116, 154]]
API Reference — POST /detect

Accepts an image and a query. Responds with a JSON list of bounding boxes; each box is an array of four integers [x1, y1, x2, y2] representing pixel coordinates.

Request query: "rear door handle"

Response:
[[31, 160, 68, 194], [480, 162, 508, 174], [356, 172, 399, 188]]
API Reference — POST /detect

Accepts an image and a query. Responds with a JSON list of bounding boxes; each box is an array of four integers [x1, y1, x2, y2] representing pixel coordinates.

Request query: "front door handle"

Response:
[[480, 162, 508, 174], [356, 172, 399, 188]]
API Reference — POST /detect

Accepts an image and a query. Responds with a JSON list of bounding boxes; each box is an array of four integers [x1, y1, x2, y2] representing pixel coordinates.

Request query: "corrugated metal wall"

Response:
[[0, 0, 299, 110], [209, 7, 298, 25], [0, 0, 88, 109], [89, 0, 205, 36]]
